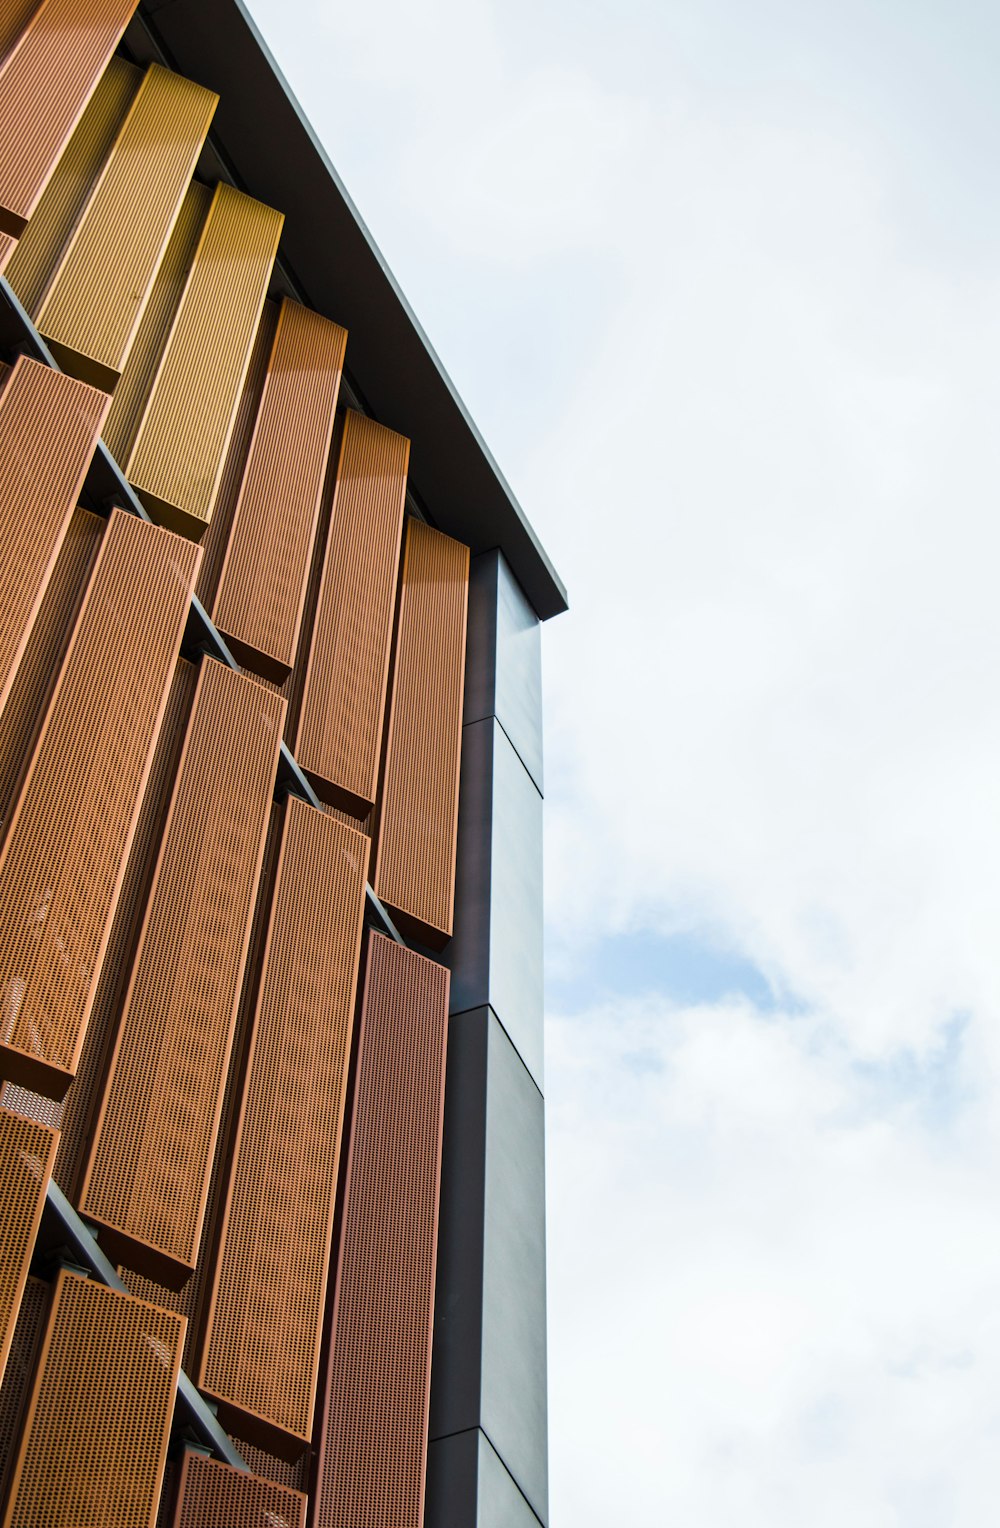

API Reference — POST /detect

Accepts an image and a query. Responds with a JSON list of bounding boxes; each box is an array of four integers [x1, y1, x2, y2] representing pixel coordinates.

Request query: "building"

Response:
[[0, 3, 566, 1526]]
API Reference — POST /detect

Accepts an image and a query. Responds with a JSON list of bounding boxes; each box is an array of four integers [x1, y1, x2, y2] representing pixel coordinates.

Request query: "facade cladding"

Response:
[[0, 2, 565, 1527]]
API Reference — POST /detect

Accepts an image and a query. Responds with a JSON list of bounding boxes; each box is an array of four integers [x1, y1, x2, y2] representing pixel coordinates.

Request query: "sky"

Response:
[[247, 2, 1000, 1522]]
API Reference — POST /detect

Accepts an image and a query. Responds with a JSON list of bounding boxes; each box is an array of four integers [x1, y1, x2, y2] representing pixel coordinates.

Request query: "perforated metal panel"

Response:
[[4, 54, 141, 317], [373, 519, 469, 947], [37, 63, 218, 390], [199, 796, 368, 1454], [0, 0, 140, 237], [212, 299, 347, 684], [296, 411, 407, 814], [313, 932, 449, 1528], [0, 0, 37, 62], [103, 179, 212, 468], [0, 1107, 57, 1385], [170, 1451, 306, 1528], [79, 659, 286, 1287], [126, 181, 284, 538], [0, 509, 200, 1099], [0, 1275, 47, 1506], [0, 356, 108, 722], [1, 1269, 184, 1528]]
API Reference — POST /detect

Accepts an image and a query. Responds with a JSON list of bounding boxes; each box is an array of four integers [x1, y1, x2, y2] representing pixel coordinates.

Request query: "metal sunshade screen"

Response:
[[4, 55, 141, 317], [0, 1108, 57, 1386], [1, 1269, 184, 1528], [0, 0, 140, 237], [213, 298, 347, 684], [171, 1451, 306, 1528], [79, 659, 285, 1287], [199, 797, 368, 1454], [0, 0, 37, 62], [0, 1275, 47, 1507], [126, 182, 284, 539], [296, 411, 408, 814], [0, 509, 200, 1099], [313, 932, 449, 1528], [0, 356, 108, 722], [37, 64, 218, 391], [0, 505, 103, 840], [102, 179, 212, 467], [373, 520, 469, 947]]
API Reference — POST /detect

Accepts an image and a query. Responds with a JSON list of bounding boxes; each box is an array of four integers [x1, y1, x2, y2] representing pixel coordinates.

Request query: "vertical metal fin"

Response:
[[0, 1107, 58, 1386]]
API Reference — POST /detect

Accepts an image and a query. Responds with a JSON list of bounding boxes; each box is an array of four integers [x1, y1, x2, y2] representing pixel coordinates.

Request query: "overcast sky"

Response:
[[248, 2, 1000, 1521]]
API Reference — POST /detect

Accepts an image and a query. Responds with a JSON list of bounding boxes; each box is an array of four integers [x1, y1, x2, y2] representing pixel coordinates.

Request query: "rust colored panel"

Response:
[[126, 182, 284, 539], [199, 797, 368, 1455], [0, 0, 140, 237], [102, 178, 212, 467], [0, 1107, 57, 1385], [79, 659, 286, 1288], [37, 64, 218, 391], [1, 1268, 184, 1528], [0, 507, 103, 842], [0, 1276, 47, 1507], [373, 519, 469, 947], [295, 411, 407, 812], [0, 0, 37, 62], [171, 1451, 306, 1528], [4, 55, 140, 318], [212, 299, 347, 684], [0, 356, 108, 725], [313, 932, 449, 1528], [0, 509, 200, 1099]]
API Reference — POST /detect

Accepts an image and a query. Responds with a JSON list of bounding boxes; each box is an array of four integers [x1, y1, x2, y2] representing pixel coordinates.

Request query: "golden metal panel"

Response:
[[1, 1268, 184, 1528], [313, 932, 449, 1528], [0, 0, 37, 63], [198, 796, 368, 1455], [37, 65, 218, 391], [102, 178, 211, 467], [213, 297, 347, 683], [0, 1107, 57, 1386], [373, 518, 469, 947], [126, 181, 284, 539], [4, 55, 140, 317], [170, 1453, 306, 1528], [295, 411, 407, 812], [0, 510, 200, 1099], [0, 1276, 48, 1508], [0, 0, 140, 237], [0, 356, 109, 724], [79, 659, 286, 1288]]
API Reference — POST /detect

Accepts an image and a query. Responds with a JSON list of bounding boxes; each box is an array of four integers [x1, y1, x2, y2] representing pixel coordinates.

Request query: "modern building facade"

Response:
[[0, 3, 565, 1527]]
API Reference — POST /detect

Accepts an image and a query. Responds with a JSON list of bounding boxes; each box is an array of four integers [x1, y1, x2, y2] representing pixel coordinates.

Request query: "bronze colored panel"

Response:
[[0, 1107, 57, 1385], [373, 519, 469, 947], [37, 65, 218, 391], [313, 932, 449, 1528], [295, 411, 407, 811], [0, 0, 37, 63], [0, 0, 140, 237], [198, 796, 368, 1454], [171, 1451, 306, 1528], [0, 509, 200, 1099], [79, 659, 286, 1288], [4, 55, 141, 317], [0, 357, 108, 723], [0, 1276, 48, 1507], [126, 181, 284, 539], [1, 1268, 184, 1528], [213, 298, 347, 684], [102, 178, 212, 468]]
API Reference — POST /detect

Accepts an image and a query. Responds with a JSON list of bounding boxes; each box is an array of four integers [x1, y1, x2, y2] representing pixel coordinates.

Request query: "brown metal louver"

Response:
[[0, 1107, 58, 1386], [212, 298, 348, 684], [312, 931, 449, 1528], [170, 1442, 307, 1528], [0, 509, 200, 1099], [126, 181, 284, 539], [0, 0, 37, 62], [1, 1268, 184, 1528], [0, 0, 141, 237], [372, 518, 469, 947], [198, 796, 369, 1456], [36, 63, 218, 391], [78, 658, 286, 1288], [0, 355, 109, 723], [295, 410, 408, 814]]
